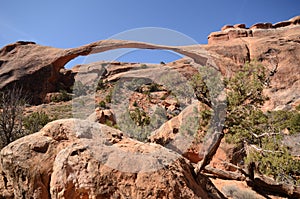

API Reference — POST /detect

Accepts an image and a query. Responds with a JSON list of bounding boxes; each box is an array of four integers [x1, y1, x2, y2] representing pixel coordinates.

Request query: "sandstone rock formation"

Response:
[[1, 16, 299, 109], [0, 119, 225, 199], [208, 15, 300, 44], [87, 108, 116, 125], [0, 40, 209, 104], [205, 16, 300, 110], [0, 16, 299, 199]]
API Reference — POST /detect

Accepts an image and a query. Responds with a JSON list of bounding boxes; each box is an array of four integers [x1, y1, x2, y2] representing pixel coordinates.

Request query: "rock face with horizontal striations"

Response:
[[0, 119, 222, 199], [205, 16, 300, 110], [208, 15, 300, 44]]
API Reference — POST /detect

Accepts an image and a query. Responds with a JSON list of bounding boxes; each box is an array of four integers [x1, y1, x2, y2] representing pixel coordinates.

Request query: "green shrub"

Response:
[[96, 79, 105, 91], [23, 111, 53, 134], [221, 62, 300, 185], [99, 100, 106, 108], [192, 61, 300, 185], [105, 91, 112, 103], [51, 90, 72, 102], [129, 108, 150, 127]]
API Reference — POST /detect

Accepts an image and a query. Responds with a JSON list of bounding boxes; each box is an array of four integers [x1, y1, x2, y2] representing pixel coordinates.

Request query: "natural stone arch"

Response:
[[54, 39, 211, 70]]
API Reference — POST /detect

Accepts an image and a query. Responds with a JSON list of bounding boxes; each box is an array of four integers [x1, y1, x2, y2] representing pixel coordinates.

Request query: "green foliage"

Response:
[[96, 79, 105, 91], [225, 61, 267, 108], [117, 106, 167, 142], [23, 111, 53, 134], [149, 83, 161, 92], [288, 111, 300, 133], [129, 108, 151, 127], [245, 137, 300, 185], [220, 61, 300, 185], [267, 110, 300, 134], [296, 104, 300, 111], [225, 62, 268, 144], [199, 109, 212, 127], [99, 101, 106, 108], [51, 90, 72, 102], [105, 120, 119, 130], [190, 66, 224, 107], [105, 91, 112, 103]]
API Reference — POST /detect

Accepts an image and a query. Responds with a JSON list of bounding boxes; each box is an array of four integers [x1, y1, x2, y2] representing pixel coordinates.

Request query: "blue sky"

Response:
[[1, 0, 299, 65]]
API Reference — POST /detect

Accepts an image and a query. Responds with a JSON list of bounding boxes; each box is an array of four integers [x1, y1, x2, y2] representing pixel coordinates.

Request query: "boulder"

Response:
[[289, 15, 300, 25], [233, 23, 246, 28], [250, 22, 273, 29], [87, 108, 116, 125], [205, 23, 300, 110], [221, 25, 234, 31], [0, 119, 220, 198], [273, 21, 291, 28], [208, 32, 229, 44]]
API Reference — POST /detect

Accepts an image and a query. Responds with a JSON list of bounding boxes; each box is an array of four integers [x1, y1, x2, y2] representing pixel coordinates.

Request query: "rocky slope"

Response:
[[0, 16, 299, 198]]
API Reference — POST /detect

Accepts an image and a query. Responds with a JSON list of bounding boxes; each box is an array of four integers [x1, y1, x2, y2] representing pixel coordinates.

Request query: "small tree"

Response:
[[0, 86, 28, 149]]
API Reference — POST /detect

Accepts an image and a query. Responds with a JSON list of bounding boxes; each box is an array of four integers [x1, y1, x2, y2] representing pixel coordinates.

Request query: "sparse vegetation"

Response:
[[0, 86, 28, 149], [23, 111, 53, 134], [222, 62, 300, 185], [129, 108, 151, 127], [193, 61, 300, 185], [96, 79, 105, 91], [46, 103, 72, 119], [105, 91, 112, 103], [51, 90, 72, 102], [99, 100, 107, 109]]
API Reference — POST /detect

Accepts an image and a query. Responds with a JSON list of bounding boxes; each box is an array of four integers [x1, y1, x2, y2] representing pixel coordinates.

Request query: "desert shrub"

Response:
[[149, 83, 161, 92], [190, 66, 224, 108], [193, 61, 300, 184], [0, 86, 28, 149], [105, 91, 112, 103], [96, 79, 105, 91], [133, 101, 138, 107], [99, 100, 106, 108], [129, 108, 150, 127], [105, 120, 119, 130], [51, 90, 72, 102], [267, 110, 300, 134], [222, 62, 300, 185], [23, 111, 53, 134]]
